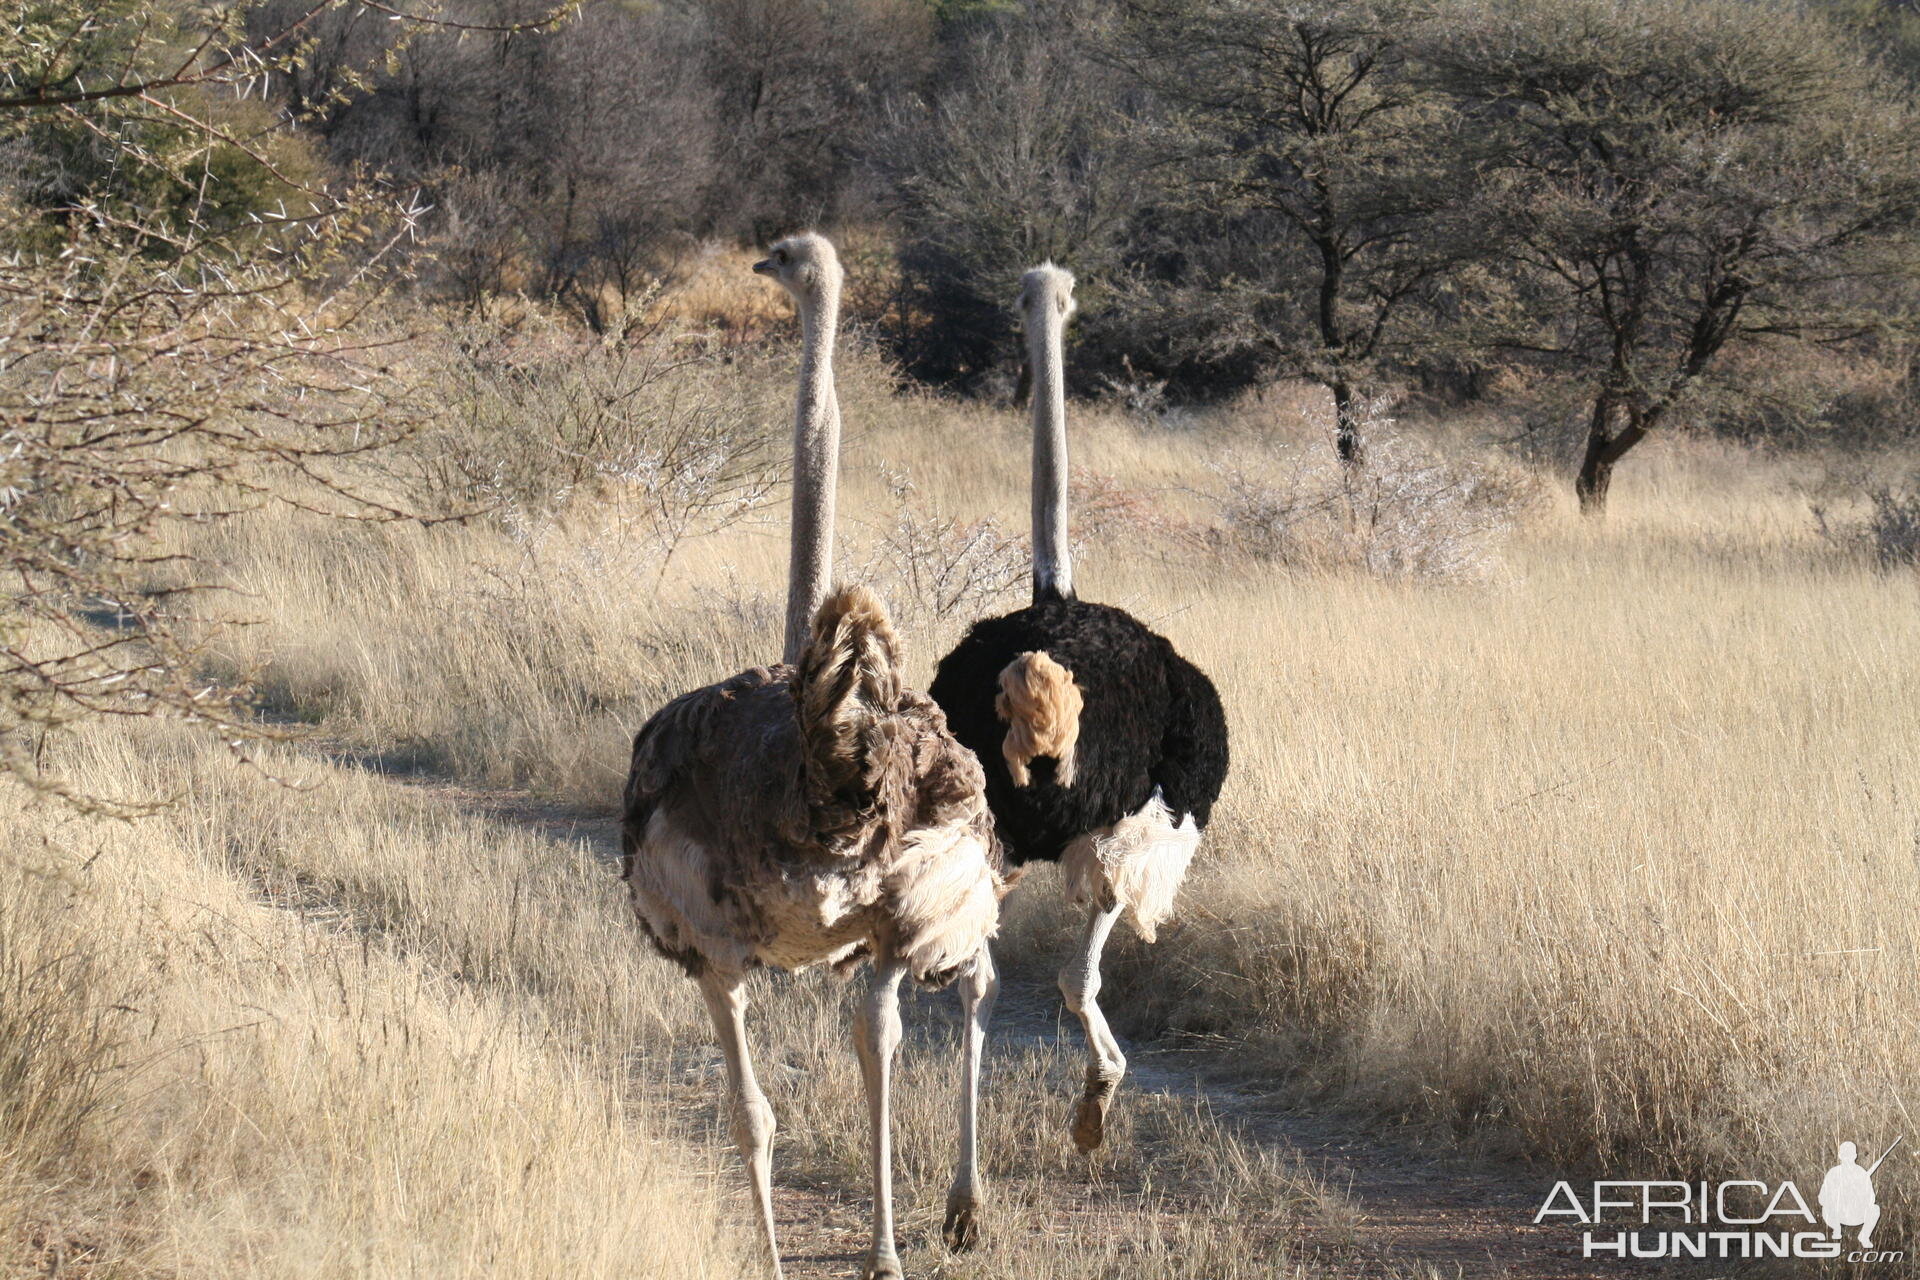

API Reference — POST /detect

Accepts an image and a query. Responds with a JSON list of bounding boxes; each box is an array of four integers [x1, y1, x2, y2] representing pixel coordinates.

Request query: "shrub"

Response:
[[1864, 487, 1920, 568], [1211, 428, 1535, 580], [849, 470, 1029, 626], [1816, 477, 1920, 569], [0, 0, 439, 808], [409, 315, 786, 566]]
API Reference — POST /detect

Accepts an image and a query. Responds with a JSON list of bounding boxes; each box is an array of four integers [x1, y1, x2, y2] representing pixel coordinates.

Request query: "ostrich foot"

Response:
[[861, 1249, 904, 1280], [1071, 1075, 1120, 1152], [943, 1188, 984, 1252]]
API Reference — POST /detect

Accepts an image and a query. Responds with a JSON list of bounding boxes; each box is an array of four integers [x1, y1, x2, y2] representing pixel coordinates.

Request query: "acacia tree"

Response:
[[1432, 0, 1920, 512], [1115, 0, 1474, 465]]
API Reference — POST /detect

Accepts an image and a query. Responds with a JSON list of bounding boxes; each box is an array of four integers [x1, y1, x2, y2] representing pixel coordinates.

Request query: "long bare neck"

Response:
[[784, 277, 841, 664], [1030, 303, 1072, 602]]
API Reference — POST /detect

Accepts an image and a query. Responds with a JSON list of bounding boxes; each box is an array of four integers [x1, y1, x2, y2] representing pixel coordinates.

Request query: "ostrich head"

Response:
[[1019, 263, 1076, 326], [753, 233, 843, 300]]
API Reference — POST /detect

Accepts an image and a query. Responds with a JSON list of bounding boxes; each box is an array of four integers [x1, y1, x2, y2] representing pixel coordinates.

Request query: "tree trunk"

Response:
[[1311, 230, 1363, 469], [1331, 380, 1364, 468], [1574, 435, 1613, 513], [1575, 396, 1649, 515]]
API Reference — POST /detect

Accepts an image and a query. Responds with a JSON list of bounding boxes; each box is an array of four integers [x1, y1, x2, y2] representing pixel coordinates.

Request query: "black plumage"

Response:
[[928, 592, 1229, 867]]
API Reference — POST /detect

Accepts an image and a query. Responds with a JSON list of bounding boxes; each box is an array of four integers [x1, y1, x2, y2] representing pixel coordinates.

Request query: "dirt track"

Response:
[[443, 785, 1682, 1280]]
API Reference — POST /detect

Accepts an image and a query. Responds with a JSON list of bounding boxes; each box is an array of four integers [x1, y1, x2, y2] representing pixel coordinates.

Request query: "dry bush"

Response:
[[0, 243, 426, 808], [1211, 431, 1538, 580], [1069, 465, 1211, 560], [1095, 360, 1174, 422], [436, 170, 528, 310], [411, 314, 785, 551], [1815, 476, 1920, 569], [0, 0, 472, 811], [1863, 485, 1920, 567], [848, 469, 1030, 627]]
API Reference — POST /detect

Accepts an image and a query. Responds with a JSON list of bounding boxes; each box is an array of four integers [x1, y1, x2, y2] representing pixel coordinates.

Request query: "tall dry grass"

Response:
[[197, 334, 1920, 1193], [0, 693, 1338, 1278], [0, 723, 744, 1278], [1077, 436, 1920, 1224], [8, 313, 1919, 1273]]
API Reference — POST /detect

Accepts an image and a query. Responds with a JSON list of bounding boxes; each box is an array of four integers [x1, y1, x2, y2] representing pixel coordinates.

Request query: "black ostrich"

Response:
[[928, 264, 1229, 1153]]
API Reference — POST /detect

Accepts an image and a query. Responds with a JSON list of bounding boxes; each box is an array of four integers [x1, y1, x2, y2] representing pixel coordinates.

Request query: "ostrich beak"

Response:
[[752, 258, 774, 275]]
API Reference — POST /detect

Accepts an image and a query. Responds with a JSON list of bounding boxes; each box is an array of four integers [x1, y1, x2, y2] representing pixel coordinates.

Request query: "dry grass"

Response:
[[7, 316, 1920, 1273], [0, 724, 743, 1278], [0, 723, 1341, 1278], [1074, 436, 1920, 1189], [657, 228, 901, 342]]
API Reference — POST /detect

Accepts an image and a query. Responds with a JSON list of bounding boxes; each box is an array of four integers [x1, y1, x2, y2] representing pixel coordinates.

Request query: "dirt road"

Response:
[[445, 786, 1675, 1280]]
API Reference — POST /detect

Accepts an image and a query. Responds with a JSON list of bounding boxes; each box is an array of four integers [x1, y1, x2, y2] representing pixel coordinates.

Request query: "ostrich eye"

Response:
[[774, 250, 788, 265]]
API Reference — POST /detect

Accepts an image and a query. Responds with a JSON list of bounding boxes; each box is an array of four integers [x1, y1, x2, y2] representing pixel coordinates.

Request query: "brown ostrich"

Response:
[[620, 234, 1004, 1280]]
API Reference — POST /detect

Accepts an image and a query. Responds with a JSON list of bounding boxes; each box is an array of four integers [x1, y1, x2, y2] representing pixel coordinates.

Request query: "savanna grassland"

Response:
[[4, 259, 1918, 1277]]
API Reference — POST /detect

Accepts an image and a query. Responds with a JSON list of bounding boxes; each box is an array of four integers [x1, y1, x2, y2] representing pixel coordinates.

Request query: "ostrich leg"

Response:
[[699, 971, 782, 1279], [944, 944, 999, 1250], [1059, 901, 1127, 1152], [855, 948, 909, 1280]]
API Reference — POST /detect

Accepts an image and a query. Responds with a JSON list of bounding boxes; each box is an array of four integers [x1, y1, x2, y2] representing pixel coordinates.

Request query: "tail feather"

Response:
[[995, 650, 1082, 787], [794, 584, 905, 809]]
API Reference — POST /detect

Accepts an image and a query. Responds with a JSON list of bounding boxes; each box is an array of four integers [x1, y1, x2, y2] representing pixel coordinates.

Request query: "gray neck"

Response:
[[784, 276, 840, 664], [1030, 302, 1072, 602]]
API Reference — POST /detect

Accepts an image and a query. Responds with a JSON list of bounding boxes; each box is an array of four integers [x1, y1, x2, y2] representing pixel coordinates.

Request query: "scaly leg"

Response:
[[699, 971, 782, 1279], [1059, 901, 1126, 1152], [855, 948, 909, 1280], [943, 944, 998, 1251]]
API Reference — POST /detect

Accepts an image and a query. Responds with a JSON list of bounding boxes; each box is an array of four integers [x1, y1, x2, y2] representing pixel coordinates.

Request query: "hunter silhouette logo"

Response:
[[1534, 1136, 1904, 1262], [1822, 1137, 1898, 1249]]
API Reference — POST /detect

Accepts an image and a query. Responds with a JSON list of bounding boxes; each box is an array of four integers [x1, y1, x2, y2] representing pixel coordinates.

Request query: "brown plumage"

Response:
[[795, 584, 905, 822], [996, 650, 1083, 787], [618, 234, 1003, 1280], [622, 585, 1003, 987], [622, 586, 1004, 1280]]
